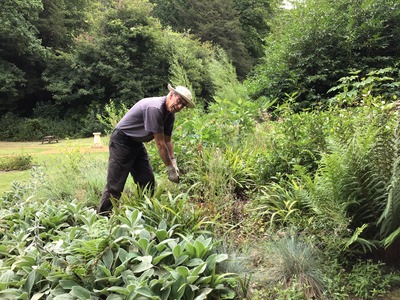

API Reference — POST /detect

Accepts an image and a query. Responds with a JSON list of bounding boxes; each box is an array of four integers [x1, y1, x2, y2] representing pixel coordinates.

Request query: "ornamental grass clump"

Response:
[[266, 235, 325, 299]]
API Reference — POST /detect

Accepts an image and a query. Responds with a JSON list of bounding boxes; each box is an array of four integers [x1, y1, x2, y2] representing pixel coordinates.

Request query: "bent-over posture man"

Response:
[[98, 84, 195, 215]]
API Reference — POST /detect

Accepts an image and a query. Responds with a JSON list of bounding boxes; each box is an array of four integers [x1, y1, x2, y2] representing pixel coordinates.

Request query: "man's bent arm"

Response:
[[164, 135, 175, 159]]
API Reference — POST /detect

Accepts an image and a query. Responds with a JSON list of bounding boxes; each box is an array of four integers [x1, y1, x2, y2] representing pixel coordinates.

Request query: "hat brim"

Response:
[[168, 84, 195, 108]]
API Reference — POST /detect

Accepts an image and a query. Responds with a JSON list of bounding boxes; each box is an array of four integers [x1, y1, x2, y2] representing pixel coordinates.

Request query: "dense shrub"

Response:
[[246, 0, 400, 105], [0, 154, 32, 171], [0, 113, 98, 141]]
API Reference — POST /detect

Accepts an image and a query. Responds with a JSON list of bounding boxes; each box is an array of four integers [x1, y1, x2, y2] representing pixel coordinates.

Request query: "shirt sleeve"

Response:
[[143, 107, 163, 133]]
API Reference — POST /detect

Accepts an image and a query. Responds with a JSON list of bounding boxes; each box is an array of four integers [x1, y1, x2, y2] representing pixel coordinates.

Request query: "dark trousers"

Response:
[[98, 129, 155, 215]]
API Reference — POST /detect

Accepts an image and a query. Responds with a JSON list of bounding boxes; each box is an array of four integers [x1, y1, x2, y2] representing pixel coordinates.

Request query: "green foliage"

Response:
[[0, 193, 236, 299], [0, 0, 48, 115], [150, 0, 254, 78], [246, 0, 400, 105], [119, 188, 212, 236], [186, 146, 255, 195], [43, 0, 166, 112], [208, 48, 249, 102], [232, 0, 274, 60], [39, 144, 107, 206], [0, 113, 84, 141], [265, 235, 325, 299], [96, 100, 129, 134], [250, 97, 329, 183], [36, 0, 93, 50], [328, 68, 400, 107], [344, 260, 392, 299], [42, 0, 221, 118], [0, 154, 32, 171]]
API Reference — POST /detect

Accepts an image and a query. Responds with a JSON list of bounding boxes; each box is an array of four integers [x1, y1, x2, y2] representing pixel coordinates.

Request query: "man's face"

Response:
[[168, 92, 188, 113]]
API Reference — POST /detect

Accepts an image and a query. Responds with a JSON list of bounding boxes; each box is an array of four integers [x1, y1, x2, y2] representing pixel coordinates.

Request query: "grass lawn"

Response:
[[0, 137, 110, 195]]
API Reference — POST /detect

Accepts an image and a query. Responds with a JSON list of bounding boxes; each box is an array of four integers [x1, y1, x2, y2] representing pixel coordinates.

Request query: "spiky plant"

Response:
[[266, 235, 325, 299]]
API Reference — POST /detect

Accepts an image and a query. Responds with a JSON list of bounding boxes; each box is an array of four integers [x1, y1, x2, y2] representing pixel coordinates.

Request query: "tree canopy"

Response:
[[1, 0, 400, 138], [150, 0, 275, 79], [246, 0, 400, 106], [0, 0, 47, 115]]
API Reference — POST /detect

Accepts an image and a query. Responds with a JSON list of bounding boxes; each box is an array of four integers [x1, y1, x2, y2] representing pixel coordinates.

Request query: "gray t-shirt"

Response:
[[116, 96, 175, 142]]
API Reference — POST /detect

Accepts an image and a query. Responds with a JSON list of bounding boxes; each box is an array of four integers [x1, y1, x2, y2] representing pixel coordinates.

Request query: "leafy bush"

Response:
[[0, 113, 85, 141], [344, 260, 392, 299], [0, 154, 32, 171], [0, 197, 237, 299], [246, 0, 400, 104]]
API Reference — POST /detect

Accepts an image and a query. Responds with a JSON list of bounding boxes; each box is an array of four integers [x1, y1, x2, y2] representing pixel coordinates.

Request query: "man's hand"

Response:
[[167, 165, 179, 183]]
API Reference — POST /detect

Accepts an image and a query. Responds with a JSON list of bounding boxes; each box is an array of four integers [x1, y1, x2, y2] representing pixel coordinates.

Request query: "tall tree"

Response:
[[233, 0, 275, 61], [150, 0, 254, 79], [246, 0, 400, 105], [0, 0, 48, 116], [42, 0, 217, 116], [36, 0, 94, 50]]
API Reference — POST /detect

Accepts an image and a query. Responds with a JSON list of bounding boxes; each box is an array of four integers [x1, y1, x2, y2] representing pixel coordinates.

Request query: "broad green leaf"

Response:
[[194, 288, 213, 300], [0, 270, 14, 283], [175, 255, 189, 266], [205, 254, 217, 272], [59, 279, 79, 290], [155, 238, 176, 251], [0, 288, 26, 299], [53, 294, 75, 300], [97, 264, 112, 277], [156, 229, 168, 241], [139, 229, 151, 239], [31, 293, 45, 300], [167, 240, 177, 249], [215, 254, 228, 263], [191, 262, 206, 276], [153, 251, 173, 264], [196, 276, 212, 284], [103, 249, 114, 269], [138, 238, 149, 252], [135, 287, 156, 298], [187, 275, 199, 284], [185, 243, 196, 258], [212, 273, 237, 286], [132, 256, 153, 273], [70, 286, 91, 299], [186, 258, 204, 267], [193, 294, 207, 300], [176, 266, 189, 277], [114, 264, 126, 277], [170, 276, 186, 300], [173, 245, 182, 259], [189, 284, 199, 291], [106, 294, 124, 300], [108, 286, 130, 295], [194, 241, 205, 258], [34, 268, 49, 278], [117, 248, 128, 263], [158, 219, 167, 230]]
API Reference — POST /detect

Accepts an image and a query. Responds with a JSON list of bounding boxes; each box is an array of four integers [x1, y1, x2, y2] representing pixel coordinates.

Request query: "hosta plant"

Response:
[[0, 195, 237, 300]]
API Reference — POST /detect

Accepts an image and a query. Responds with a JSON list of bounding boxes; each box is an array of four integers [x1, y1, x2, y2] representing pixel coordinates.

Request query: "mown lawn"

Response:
[[0, 137, 110, 195]]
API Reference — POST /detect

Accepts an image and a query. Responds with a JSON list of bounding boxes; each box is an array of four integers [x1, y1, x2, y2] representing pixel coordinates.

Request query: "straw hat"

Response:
[[167, 84, 195, 108]]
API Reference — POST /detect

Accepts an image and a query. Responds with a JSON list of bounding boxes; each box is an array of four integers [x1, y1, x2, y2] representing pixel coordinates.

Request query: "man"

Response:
[[98, 84, 195, 215]]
